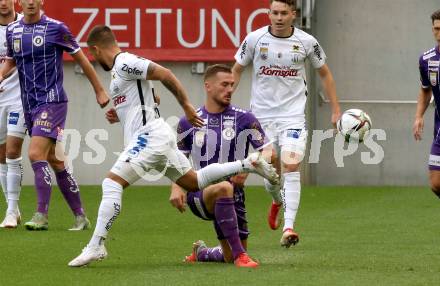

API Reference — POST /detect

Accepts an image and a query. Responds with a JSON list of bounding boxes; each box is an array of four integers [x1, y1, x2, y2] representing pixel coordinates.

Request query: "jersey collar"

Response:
[[268, 25, 295, 38]]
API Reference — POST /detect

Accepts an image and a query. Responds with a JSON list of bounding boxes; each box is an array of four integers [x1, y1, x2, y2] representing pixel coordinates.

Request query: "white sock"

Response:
[[89, 178, 123, 247], [0, 163, 7, 203], [196, 161, 243, 189], [282, 172, 301, 231], [264, 179, 282, 204], [6, 157, 22, 213]]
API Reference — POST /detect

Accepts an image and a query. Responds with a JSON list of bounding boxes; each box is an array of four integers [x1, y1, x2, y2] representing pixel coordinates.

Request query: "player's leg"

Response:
[[47, 143, 90, 231], [429, 170, 440, 198], [174, 153, 278, 192], [279, 128, 308, 248], [2, 136, 24, 228], [2, 106, 27, 228], [259, 123, 283, 230], [0, 106, 8, 206], [184, 182, 244, 263], [68, 159, 142, 267], [24, 135, 53, 230]]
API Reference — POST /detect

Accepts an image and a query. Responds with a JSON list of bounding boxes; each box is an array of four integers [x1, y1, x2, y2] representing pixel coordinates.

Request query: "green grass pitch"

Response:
[[1, 185, 439, 285]]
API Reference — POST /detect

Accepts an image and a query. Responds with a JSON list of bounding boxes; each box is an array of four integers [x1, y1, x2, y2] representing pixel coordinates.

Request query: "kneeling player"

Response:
[[170, 64, 271, 268], [68, 26, 278, 267]]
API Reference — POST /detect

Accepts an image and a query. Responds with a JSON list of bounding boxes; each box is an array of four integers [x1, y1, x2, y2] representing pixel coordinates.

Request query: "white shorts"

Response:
[[261, 121, 308, 157], [110, 124, 192, 185], [0, 104, 26, 144]]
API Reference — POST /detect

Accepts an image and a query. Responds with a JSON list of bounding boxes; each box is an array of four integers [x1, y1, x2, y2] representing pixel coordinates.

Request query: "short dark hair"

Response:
[[270, 0, 296, 9], [432, 9, 440, 24], [87, 25, 117, 47], [204, 64, 232, 81]]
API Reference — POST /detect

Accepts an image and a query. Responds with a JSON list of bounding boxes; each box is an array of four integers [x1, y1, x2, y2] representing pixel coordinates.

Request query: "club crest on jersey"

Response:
[[40, 111, 48, 120], [222, 127, 235, 140], [33, 35, 44, 47], [13, 39, 20, 53], [195, 131, 205, 147], [286, 129, 301, 139], [260, 47, 268, 60], [430, 72, 438, 86]]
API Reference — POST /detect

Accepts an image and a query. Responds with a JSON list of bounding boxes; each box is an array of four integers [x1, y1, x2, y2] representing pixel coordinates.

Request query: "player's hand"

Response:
[[331, 110, 342, 128], [105, 108, 120, 124], [169, 187, 187, 213], [184, 104, 204, 128], [413, 117, 424, 141], [96, 90, 110, 108]]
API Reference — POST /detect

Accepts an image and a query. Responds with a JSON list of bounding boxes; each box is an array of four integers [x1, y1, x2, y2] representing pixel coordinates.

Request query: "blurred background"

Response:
[[18, 0, 439, 186]]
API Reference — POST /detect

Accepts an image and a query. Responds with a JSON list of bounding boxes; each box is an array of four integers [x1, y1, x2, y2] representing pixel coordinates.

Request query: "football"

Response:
[[337, 109, 372, 143]]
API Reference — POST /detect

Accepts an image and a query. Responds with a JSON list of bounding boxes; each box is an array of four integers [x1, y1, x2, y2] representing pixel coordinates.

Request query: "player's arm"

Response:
[[0, 58, 16, 83], [413, 86, 432, 141], [71, 50, 110, 108], [146, 62, 203, 127], [169, 183, 187, 213], [232, 62, 245, 91], [318, 64, 341, 127]]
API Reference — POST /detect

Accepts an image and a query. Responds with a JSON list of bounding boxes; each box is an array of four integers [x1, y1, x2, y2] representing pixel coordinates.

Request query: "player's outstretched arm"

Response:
[[232, 62, 245, 92], [71, 50, 110, 108], [318, 64, 341, 127], [146, 62, 204, 127], [169, 183, 187, 213], [413, 87, 432, 141]]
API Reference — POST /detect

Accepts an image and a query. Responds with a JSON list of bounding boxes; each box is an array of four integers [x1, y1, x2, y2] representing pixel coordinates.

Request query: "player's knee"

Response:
[[282, 162, 300, 173], [102, 178, 123, 198], [6, 145, 21, 159], [430, 174, 440, 197], [214, 181, 233, 199]]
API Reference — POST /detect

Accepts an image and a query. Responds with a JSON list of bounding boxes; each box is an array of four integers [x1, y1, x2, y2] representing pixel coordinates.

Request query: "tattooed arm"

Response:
[[146, 62, 203, 127]]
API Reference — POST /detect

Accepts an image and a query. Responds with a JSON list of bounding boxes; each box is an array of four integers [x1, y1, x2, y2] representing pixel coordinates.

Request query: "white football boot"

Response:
[[68, 244, 108, 267], [242, 152, 279, 185]]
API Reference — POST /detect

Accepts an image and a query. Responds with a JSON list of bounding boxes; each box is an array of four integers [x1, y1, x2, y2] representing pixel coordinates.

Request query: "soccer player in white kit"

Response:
[[68, 25, 279, 267], [232, 0, 341, 247], [0, 0, 25, 228]]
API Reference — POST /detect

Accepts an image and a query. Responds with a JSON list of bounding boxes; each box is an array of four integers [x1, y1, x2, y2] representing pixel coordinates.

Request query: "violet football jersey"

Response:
[[177, 105, 267, 170], [6, 15, 80, 111]]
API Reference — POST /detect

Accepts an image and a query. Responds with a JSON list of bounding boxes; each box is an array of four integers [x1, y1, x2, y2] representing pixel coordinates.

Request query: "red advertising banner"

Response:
[[41, 0, 271, 62]]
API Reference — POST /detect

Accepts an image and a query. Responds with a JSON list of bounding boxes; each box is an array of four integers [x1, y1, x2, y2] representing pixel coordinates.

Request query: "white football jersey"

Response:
[[0, 13, 22, 107], [110, 52, 161, 146], [235, 26, 326, 127]]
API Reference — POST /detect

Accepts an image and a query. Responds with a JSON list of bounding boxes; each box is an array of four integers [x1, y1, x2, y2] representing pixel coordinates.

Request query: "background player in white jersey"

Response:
[[0, 0, 25, 228], [68, 26, 278, 267], [233, 0, 341, 247]]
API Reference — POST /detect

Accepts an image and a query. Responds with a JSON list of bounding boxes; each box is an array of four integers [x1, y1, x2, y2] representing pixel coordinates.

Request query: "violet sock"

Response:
[[32, 161, 52, 214], [197, 246, 225, 262], [214, 198, 245, 260], [55, 169, 84, 216]]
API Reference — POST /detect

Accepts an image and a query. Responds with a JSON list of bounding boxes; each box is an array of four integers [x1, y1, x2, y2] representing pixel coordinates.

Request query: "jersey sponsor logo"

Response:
[[195, 130, 205, 147], [430, 71, 437, 86], [240, 40, 247, 59], [223, 119, 234, 126], [259, 65, 298, 77], [33, 35, 44, 47], [293, 45, 300, 51], [423, 52, 436, 61], [113, 95, 126, 106], [13, 39, 20, 53], [223, 115, 235, 120], [313, 43, 323, 61], [34, 119, 52, 129], [260, 47, 268, 60], [429, 60, 440, 67], [222, 127, 235, 140], [286, 129, 302, 139], [121, 63, 143, 76], [8, 112, 19, 125], [24, 26, 33, 34]]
